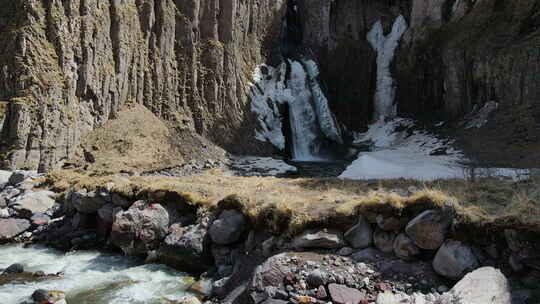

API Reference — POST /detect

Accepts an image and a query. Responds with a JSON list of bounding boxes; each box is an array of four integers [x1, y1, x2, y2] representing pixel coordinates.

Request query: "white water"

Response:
[[0, 244, 193, 304], [367, 16, 408, 121], [250, 60, 342, 161]]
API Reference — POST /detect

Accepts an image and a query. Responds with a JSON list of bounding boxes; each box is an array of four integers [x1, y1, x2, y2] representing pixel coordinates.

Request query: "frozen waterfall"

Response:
[[250, 60, 342, 161], [367, 15, 408, 121]]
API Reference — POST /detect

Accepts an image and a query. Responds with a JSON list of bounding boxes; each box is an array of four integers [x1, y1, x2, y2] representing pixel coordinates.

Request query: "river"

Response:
[[0, 244, 194, 304]]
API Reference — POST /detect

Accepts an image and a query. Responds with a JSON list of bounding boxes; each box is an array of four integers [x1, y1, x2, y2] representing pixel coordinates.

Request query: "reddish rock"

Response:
[[0, 218, 30, 241], [316, 285, 328, 299], [405, 209, 452, 250], [328, 283, 365, 304]]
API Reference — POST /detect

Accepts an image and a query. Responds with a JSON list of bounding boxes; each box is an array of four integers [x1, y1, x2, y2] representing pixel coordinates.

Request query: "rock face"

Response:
[[293, 229, 345, 249], [344, 216, 373, 249], [110, 201, 169, 255], [0, 218, 30, 241], [433, 240, 479, 280], [405, 210, 451, 250], [0, 0, 285, 170], [208, 210, 246, 245]]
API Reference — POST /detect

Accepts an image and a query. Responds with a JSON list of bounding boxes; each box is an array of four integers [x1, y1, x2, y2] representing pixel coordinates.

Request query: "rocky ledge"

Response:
[[0, 170, 538, 304]]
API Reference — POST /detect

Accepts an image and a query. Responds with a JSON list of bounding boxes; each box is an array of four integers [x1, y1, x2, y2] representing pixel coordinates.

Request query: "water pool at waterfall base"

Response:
[[0, 244, 194, 304]]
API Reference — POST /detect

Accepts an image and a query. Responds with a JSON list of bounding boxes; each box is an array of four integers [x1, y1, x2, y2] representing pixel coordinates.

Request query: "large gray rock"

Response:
[[158, 223, 213, 274], [0, 218, 30, 241], [373, 228, 396, 253], [433, 240, 479, 280], [344, 216, 373, 249], [110, 201, 169, 255], [293, 229, 345, 249], [9, 191, 56, 218], [405, 209, 452, 250], [208, 210, 246, 245], [447, 267, 511, 304], [393, 233, 420, 260], [69, 188, 109, 214]]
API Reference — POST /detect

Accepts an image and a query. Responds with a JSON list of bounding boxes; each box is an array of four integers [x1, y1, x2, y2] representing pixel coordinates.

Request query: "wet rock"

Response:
[[447, 267, 511, 304], [393, 233, 420, 260], [110, 201, 169, 255], [30, 213, 51, 226], [293, 229, 345, 249], [158, 224, 213, 274], [344, 216, 373, 249], [373, 228, 396, 253], [433, 240, 479, 280], [29, 289, 67, 304], [376, 215, 404, 231], [69, 188, 109, 214], [509, 253, 524, 272], [328, 283, 365, 304], [521, 270, 540, 289], [10, 191, 56, 218], [97, 203, 117, 225], [111, 193, 132, 208], [189, 277, 214, 297], [208, 210, 246, 245], [405, 209, 452, 250], [3, 263, 24, 274], [0, 218, 31, 241]]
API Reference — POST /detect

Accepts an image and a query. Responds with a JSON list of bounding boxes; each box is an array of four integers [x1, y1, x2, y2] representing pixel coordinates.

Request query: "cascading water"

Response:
[[250, 0, 343, 161]]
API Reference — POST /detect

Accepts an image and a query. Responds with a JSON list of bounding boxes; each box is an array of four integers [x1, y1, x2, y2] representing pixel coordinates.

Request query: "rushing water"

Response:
[[0, 244, 194, 304]]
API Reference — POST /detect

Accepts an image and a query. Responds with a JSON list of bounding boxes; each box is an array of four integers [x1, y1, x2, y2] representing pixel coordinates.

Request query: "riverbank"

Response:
[[0, 169, 538, 303]]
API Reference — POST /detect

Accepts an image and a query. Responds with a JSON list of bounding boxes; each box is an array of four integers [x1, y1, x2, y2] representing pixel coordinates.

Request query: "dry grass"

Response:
[[80, 104, 225, 175], [42, 170, 540, 236]]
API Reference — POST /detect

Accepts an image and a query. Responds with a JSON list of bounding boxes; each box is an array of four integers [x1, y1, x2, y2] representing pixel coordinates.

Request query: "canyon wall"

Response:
[[0, 0, 285, 171]]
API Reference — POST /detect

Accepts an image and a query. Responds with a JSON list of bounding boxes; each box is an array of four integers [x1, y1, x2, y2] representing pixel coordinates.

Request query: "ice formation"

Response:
[[367, 15, 408, 121], [250, 59, 343, 161]]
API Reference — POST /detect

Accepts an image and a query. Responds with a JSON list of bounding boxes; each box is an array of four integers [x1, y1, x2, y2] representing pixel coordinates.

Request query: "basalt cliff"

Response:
[[1, 0, 539, 171]]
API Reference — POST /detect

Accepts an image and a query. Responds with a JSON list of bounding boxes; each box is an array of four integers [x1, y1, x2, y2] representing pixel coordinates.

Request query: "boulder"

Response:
[[0, 187, 21, 208], [393, 233, 420, 260], [376, 215, 405, 231], [3, 263, 24, 274], [110, 201, 169, 255], [158, 224, 213, 274], [0, 218, 30, 241], [69, 188, 109, 214], [328, 283, 366, 304], [293, 229, 345, 249], [405, 209, 452, 250], [448, 267, 511, 304], [373, 228, 396, 253], [29, 289, 66, 304], [8, 170, 37, 186], [433, 240, 479, 280], [208, 210, 246, 245], [112, 193, 132, 208], [504, 229, 526, 252], [344, 216, 373, 249], [10, 191, 56, 218]]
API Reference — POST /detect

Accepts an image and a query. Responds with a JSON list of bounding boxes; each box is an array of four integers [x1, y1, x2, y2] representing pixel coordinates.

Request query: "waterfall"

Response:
[[250, 60, 342, 161], [367, 16, 408, 121]]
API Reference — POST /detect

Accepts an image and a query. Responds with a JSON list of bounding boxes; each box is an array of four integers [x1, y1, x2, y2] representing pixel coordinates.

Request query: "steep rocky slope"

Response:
[[1, 0, 539, 171], [0, 0, 284, 171]]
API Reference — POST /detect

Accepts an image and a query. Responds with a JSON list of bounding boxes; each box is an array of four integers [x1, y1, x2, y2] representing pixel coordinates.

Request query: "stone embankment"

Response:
[[0, 170, 538, 303]]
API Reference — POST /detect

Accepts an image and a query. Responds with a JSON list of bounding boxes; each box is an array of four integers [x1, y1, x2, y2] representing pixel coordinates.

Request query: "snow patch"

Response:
[[367, 16, 408, 121]]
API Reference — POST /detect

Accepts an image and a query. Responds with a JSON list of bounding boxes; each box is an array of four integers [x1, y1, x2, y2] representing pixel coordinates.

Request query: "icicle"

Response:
[[367, 15, 408, 121]]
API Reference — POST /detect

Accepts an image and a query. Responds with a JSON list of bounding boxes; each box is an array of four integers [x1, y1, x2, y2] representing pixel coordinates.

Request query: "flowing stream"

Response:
[[0, 244, 194, 304]]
